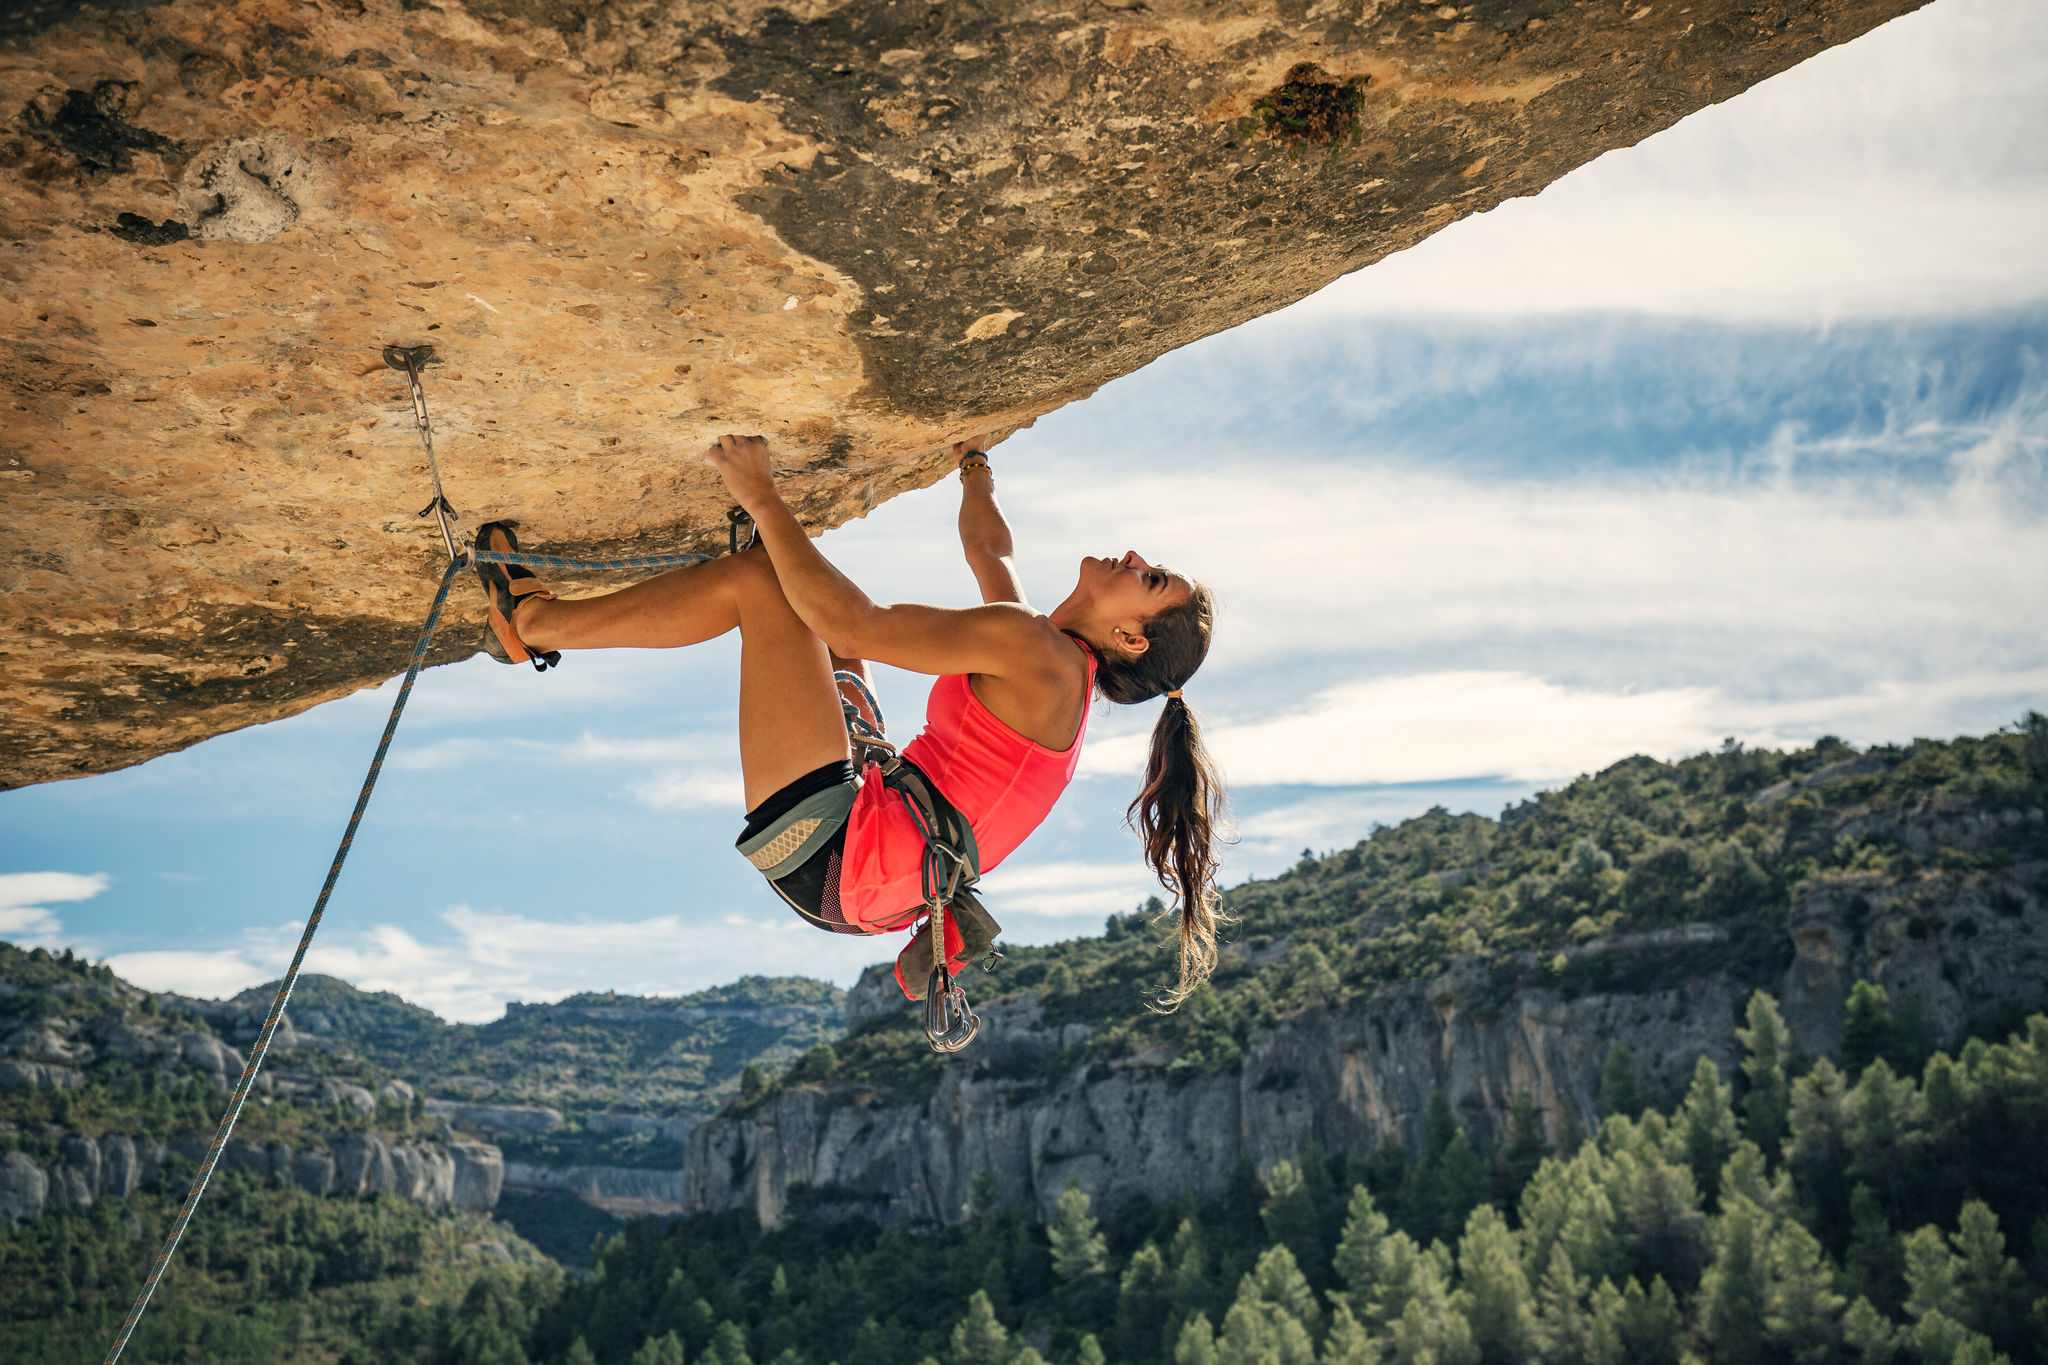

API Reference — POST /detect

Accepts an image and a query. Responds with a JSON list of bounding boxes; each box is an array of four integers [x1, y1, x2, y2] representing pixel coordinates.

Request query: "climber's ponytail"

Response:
[[1083, 584, 1228, 1008]]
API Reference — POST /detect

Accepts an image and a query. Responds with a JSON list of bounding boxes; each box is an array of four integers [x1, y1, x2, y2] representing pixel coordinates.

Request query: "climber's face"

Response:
[[1068, 551, 1193, 656]]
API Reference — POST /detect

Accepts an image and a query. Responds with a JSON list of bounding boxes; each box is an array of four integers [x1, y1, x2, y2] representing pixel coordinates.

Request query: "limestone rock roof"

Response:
[[1, 0, 1924, 787]]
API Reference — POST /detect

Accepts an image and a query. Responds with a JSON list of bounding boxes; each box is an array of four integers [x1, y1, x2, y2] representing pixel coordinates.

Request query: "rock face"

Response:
[[684, 828, 2048, 1228], [0, 0, 1927, 787], [0, 1126, 506, 1224]]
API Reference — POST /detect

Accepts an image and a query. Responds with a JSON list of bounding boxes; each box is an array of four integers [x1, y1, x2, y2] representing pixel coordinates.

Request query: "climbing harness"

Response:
[[101, 345, 727, 1364], [834, 670, 999, 1052]]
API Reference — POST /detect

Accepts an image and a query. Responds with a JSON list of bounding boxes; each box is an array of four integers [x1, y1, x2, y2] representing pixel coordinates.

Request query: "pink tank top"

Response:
[[837, 645, 1096, 931]]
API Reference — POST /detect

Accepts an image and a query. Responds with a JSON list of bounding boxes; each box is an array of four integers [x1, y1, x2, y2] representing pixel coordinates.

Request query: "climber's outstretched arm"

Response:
[[952, 437, 1027, 607], [709, 435, 1066, 683]]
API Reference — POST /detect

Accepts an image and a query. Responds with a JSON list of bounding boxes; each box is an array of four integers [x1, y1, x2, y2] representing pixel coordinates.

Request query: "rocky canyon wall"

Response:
[[682, 821, 2048, 1227], [0, 0, 1927, 787]]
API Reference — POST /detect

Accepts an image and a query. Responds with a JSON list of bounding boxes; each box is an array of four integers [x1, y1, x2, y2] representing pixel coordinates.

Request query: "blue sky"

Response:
[[5, 0, 2046, 1021]]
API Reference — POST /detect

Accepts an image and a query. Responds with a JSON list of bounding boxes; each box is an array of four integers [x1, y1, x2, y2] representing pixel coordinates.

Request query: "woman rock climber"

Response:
[[473, 435, 1227, 1005]]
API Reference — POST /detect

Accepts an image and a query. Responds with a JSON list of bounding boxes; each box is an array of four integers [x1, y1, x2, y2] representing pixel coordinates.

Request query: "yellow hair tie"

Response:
[[1166, 689, 1183, 699]]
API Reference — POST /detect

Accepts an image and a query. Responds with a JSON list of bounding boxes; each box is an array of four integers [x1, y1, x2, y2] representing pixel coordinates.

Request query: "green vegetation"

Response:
[[404, 990, 2048, 1365], [0, 946, 844, 1169], [820, 720, 2048, 1092], [0, 1174, 558, 1365]]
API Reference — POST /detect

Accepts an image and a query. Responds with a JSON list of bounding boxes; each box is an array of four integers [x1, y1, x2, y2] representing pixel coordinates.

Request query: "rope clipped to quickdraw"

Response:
[[101, 346, 730, 1364], [385, 345, 460, 563]]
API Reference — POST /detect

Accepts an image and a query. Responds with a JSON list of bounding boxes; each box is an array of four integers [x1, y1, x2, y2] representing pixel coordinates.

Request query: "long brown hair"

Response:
[[1082, 584, 1227, 1008]]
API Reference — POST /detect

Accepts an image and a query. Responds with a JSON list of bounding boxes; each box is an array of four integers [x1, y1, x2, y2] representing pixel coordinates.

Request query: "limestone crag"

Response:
[[0, 0, 1927, 787], [684, 818, 2048, 1227], [0, 1126, 502, 1224]]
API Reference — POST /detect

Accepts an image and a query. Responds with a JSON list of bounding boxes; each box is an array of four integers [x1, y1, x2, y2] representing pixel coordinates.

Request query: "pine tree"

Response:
[[1382, 1248, 1478, 1365], [1262, 1162, 1322, 1281], [1842, 1297, 1901, 1365], [1841, 981, 1895, 1080], [632, 1333, 687, 1365], [1075, 1335, 1107, 1365], [1117, 1241, 1171, 1365], [1319, 1302, 1373, 1365], [1949, 1200, 2022, 1344], [1532, 1244, 1590, 1365], [1843, 1183, 1904, 1314], [1247, 1244, 1322, 1335], [1696, 1196, 1769, 1362], [566, 1340, 600, 1365], [1737, 990, 1792, 1153], [1453, 1205, 1535, 1364], [1613, 1277, 1682, 1365], [1050, 1184, 1109, 1284], [1516, 1145, 1621, 1288], [1495, 1094, 1548, 1212], [1596, 1046, 1642, 1121], [1161, 1216, 1211, 1337], [1409, 1096, 1489, 1246], [1761, 1217, 1845, 1358], [951, 1290, 1013, 1365], [1218, 1285, 1316, 1365], [705, 1323, 753, 1365], [1676, 1056, 1740, 1210], [1331, 1185, 1390, 1316], [1717, 1140, 1788, 1216], [1902, 1225, 1960, 1324], [1174, 1314, 1218, 1365], [1581, 1278, 1626, 1365], [1357, 1229, 1433, 1333], [1785, 1058, 1852, 1247]]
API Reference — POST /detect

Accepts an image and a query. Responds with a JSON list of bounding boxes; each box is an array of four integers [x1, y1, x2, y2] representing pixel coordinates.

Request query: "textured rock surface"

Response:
[[0, 0, 1926, 787], [0, 1126, 505, 1222], [684, 810, 2048, 1227]]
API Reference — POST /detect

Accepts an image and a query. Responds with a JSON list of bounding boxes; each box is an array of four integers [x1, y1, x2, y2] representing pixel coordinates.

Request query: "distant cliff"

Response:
[[0, 958, 838, 1231], [7, 727, 2044, 1247], [683, 729, 2048, 1227]]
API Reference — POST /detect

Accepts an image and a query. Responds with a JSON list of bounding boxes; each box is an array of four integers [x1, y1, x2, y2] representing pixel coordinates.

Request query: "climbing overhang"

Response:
[[0, 0, 1927, 789]]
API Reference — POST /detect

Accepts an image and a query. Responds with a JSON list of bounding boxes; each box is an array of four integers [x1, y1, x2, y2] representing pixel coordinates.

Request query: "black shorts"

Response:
[[736, 760, 863, 934]]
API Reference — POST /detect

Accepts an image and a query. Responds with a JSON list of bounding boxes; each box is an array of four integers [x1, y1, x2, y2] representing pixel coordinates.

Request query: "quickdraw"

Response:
[[834, 670, 1001, 1052]]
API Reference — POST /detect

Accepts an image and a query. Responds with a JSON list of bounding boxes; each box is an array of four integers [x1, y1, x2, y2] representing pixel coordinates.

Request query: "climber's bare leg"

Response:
[[517, 548, 850, 809], [516, 551, 753, 652]]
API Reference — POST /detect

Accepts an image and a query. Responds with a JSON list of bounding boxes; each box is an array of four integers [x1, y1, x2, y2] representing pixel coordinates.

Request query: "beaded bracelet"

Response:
[[959, 455, 991, 473]]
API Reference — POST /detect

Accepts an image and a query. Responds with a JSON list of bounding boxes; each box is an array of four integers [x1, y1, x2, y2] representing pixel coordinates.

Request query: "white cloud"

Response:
[[105, 903, 897, 1023], [1085, 671, 1718, 785], [0, 871, 109, 949], [105, 948, 273, 1000], [997, 455, 2048, 683], [978, 859, 1166, 922], [1235, 785, 1533, 859], [1300, 0, 2048, 319], [630, 766, 747, 811], [1087, 666, 2048, 791]]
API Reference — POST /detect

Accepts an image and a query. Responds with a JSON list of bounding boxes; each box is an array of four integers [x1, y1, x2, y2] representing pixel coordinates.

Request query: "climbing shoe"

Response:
[[473, 521, 561, 672]]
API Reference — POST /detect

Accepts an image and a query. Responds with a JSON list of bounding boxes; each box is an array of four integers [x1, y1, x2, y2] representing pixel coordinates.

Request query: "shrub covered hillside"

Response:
[[414, 988, 2048, 1365], [0, 1174, 560, 1365], [816, 720, 2048, 1087]]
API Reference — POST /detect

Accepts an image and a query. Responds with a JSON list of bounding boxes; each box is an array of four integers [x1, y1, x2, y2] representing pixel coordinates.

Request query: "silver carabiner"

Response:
[[924, 970, 979, 1052]]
